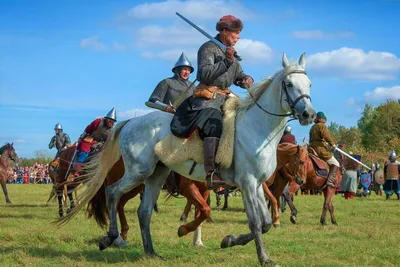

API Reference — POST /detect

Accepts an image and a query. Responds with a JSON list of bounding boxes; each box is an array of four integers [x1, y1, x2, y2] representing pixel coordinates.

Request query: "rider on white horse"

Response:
[[170, 15, 254, 188]]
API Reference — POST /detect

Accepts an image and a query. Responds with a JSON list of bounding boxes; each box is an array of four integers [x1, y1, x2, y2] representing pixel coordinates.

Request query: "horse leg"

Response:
[[178, 183, 211, 238], [215, 188, 221, 208], [326, 187, 337, 225], [1, 182, 11, 203], [222, 187, 229, 210], [285, 182, 299, 224], [320, 188, 331, 226], [118, 184, 144, 241], [263, 183, 280, 227], [57, 194, 64, 217], [180, 200, 192, 223], [99, 168, 150, 251], [137, 164, 170, 257], [221, 181, 275, 266], [67, 190, 75, 214]]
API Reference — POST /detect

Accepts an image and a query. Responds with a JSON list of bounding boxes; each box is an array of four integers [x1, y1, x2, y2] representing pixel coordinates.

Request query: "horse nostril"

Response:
[[302, 110, 309, 119]]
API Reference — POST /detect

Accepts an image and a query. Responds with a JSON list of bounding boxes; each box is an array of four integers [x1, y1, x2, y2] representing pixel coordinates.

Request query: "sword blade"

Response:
[[64, 144, 78, 180], [176, 12, 226, 51], [335, 147, 371, 170]]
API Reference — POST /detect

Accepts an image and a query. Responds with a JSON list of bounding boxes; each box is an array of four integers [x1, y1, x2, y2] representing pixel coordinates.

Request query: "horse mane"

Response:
[[237, 63, 301, 114], [0, 143, 11, 155]]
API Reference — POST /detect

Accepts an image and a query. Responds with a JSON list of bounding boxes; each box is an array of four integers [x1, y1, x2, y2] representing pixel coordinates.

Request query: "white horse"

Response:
[[61, 53, 315, 266]]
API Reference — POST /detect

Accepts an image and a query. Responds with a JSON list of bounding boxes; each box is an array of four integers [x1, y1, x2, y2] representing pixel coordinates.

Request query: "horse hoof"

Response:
[[332, 221, 338, 226], [261, 258, 277, 267], [145, 252, 164, 260], [6, 200, 11, 204], [194, 241, 204, 247], [221, 234, 236, 248], [222, 207, 227, 211], [177, 225, 189, 237], [99, 236, 112, 251], [59, 213, 64, 218], [290, 216, 297, 224], [112, 234, 129, 248], [272, 224, 281, 228], [206, 217, 214, 223]]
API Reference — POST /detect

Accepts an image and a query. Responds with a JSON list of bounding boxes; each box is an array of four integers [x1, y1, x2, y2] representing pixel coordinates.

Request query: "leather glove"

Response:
[[165, 105, 175, 114], [226, 46, 235, 62], [242, 76, 254, 88]]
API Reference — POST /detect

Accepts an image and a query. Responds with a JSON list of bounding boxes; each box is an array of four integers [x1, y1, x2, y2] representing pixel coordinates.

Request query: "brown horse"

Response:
[[205, 143, 308, 228], [48, 145, 80, 217], [0, 143, 19, 203], [272, 148, 343, 225]]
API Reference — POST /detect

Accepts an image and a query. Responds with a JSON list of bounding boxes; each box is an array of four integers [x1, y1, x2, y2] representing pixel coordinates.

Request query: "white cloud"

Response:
[[113, 42, 127, 51], [136, 24, 208, 47], [235, 39, 272, 63], [118, 109, 154, 119], [345, 98, 355, 105], [308, 47, 400, 80], [127, 0, 255, 20], [291, 30, 354, 39], [141, 49, 197, 61], [80, 36, 107, 51], [364, 85, 400, 103], [15, 139, 28, 144]]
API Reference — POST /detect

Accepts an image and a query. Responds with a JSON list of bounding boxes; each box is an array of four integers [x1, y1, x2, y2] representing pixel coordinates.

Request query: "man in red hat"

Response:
[[171, 15, 254, 188]]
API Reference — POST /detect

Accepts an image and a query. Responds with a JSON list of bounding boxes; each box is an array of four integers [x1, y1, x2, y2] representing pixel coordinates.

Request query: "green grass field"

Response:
[[0, 184, 399, 266]]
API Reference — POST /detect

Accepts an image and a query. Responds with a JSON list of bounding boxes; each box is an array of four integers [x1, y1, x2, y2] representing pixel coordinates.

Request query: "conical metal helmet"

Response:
[[284, 125, 292, 134], [105, 107, 117, 121], [54, 123, 63, 130], [172, 52, 194, 73], [389, 150, 397, 160]]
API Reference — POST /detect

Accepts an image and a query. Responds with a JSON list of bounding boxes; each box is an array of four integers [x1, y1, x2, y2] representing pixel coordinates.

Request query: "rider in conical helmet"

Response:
[[146, 52, 194, 113], [309, 111, 340, 188], [48, 123, 71, 158], [279, 125, 296, 144], [74, 108, 117, 177], [383, 150, 400, 200]]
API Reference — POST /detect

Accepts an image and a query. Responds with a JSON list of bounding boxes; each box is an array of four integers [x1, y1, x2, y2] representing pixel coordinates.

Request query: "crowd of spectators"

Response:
[[6, 163, 52, 184]]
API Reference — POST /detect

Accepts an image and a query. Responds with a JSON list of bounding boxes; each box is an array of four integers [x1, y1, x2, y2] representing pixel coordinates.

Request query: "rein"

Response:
[[247, 69, 311, 117]]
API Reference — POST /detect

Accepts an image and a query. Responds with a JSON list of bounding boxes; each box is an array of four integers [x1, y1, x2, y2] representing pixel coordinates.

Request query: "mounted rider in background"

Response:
[[74, 108, 117, 177], [309, 111, 340, 188], [48, 123, 71, 158], [279, 125, 296, 144], [146, 52, 194, 112]]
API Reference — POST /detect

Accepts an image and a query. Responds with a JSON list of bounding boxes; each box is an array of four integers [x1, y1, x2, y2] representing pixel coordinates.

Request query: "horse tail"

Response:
[[56, 119, 130, 226], [163, 172, 182, 201], [86, 183, 109, 229], [47, 185, 57, 202]]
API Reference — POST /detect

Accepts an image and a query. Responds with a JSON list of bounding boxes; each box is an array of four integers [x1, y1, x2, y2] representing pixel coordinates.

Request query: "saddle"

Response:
[[154, 96, 238, 169], [307, 148, 329, 178]]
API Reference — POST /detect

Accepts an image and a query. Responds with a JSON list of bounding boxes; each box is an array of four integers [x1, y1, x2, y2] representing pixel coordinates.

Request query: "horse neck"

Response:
[[237, 79, 288, 154], [0, 150, 9, 166]]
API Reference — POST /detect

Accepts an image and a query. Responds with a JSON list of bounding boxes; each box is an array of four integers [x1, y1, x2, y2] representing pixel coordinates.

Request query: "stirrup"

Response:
[[206, 171, 224, 189]]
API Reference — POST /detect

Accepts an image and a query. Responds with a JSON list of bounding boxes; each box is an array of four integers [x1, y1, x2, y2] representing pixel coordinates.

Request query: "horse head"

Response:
[[281, 53, 316, 125], [1, 143, 19, 163], [286, 144, 308, 186]]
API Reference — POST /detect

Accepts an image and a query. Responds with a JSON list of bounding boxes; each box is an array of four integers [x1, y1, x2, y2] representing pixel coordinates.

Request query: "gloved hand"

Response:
[[165, 105, 175, 114], [226, 46, 235, 62], [242, 76, 254, 88]]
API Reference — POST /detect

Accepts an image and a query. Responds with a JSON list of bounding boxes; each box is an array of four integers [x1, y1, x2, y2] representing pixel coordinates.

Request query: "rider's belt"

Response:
[[193, 84, 231, 100]]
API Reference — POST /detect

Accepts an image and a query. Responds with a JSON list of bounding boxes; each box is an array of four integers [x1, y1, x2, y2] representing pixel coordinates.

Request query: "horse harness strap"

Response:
[[247, 69, 311, 117]]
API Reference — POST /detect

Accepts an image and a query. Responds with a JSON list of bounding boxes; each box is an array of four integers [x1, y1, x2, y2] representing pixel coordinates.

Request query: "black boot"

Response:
[[386, 194, 390, 200], [397, 193, 400, 200], [204, 137, 223, 188], [326, 165, 339, 188]]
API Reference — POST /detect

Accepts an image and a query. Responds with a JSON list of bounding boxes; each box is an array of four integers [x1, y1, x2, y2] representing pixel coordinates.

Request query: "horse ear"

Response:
[[282, 52, 289, 68], [11, 142, 13, 147], [299, 53, 306, 70]]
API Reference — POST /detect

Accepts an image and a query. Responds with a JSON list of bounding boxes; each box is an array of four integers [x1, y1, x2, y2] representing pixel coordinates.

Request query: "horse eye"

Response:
[[287, 82, 293, 87]]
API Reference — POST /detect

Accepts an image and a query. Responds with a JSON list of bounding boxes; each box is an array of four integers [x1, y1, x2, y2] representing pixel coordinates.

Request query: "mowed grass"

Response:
[[0, 185, 399, 267]]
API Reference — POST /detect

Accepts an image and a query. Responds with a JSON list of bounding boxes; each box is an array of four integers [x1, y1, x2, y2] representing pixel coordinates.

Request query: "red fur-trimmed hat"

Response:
[[216, 15, 243, 32]]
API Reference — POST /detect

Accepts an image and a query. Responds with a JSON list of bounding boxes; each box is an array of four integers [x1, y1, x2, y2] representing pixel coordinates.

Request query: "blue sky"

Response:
[[1, 0, 400, 158]]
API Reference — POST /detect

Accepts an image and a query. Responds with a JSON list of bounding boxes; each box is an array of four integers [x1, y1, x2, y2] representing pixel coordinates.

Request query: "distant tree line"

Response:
[[328, 99, 400, 165], [17, 149, 54, 167]]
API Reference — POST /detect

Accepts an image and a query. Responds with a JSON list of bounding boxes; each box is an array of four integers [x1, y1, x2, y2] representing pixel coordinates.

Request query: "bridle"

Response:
[[247, 69, 311, 117]]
